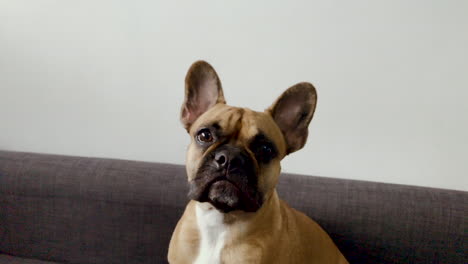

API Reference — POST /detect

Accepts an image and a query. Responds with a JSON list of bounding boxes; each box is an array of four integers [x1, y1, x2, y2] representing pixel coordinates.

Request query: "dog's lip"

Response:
[[189, 174, 262, 213], [208, 178, 262, 213], [209, 177, 240, 190]]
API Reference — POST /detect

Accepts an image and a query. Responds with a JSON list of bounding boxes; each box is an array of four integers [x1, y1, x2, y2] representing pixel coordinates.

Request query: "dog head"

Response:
[[181, 61, 317, 213]]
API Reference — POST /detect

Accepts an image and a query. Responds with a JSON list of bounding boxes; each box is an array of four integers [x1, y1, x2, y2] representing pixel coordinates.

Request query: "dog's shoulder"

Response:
[[168, 201, 200, 264], [278, 199, 349, 264]]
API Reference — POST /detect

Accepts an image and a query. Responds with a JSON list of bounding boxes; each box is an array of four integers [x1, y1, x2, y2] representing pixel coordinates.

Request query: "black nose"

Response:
[[213, 147, 247, 170], [214, 150, 228, 168]]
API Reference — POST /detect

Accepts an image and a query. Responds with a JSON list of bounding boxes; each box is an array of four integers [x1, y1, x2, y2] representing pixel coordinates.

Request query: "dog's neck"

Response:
[[194, 202, 228, 264], [194, 190, 282, 264]]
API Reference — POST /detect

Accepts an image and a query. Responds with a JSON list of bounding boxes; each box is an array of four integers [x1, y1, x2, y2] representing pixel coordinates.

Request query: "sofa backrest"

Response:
[[277, 171, 467, 263], [0, 151, 466, 264]]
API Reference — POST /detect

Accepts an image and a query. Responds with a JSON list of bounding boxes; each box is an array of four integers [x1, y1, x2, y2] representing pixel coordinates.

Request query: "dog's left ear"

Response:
[[181, 61, 226, 131], [267, 82, 317, 155]]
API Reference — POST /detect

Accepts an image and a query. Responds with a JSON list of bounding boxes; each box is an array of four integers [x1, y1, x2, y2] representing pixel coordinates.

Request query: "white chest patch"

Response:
[[194, 203, 227, 264]]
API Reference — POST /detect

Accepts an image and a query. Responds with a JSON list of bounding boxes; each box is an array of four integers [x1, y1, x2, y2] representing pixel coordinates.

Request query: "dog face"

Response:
[[181, 61, 317, 213]]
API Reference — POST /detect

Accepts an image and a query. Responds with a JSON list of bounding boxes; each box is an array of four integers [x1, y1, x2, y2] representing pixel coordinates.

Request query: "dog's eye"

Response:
[[258, 144, 273, 157], [196, 129, 213, 143], [250, 134, 278, 163]]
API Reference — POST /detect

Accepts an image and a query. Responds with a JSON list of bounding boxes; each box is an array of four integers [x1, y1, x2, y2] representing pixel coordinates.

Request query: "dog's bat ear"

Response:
[[267, 82, 317, 155], [181, 60, 226, 131]]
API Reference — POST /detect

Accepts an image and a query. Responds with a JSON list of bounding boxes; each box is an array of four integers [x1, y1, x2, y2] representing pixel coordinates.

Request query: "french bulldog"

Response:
[[168, 61, 348, 264]]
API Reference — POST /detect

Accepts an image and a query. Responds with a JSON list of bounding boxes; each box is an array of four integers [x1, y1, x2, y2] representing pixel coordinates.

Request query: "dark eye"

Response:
[[250, 134, 278, 163], [196, 129, 214, 143], [258, 144, 273, 157]]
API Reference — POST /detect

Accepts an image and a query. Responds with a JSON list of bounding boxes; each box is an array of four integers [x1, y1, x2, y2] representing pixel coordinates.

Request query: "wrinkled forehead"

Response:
[[191, 104, 286, 154]]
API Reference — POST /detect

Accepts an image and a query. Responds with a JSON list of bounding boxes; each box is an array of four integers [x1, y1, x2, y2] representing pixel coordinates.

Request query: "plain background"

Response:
[[1, 0, 467, 191]]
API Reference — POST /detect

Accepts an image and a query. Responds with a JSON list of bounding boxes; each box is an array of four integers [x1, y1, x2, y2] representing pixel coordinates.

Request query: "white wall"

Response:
[[1, 0, 467, 191]]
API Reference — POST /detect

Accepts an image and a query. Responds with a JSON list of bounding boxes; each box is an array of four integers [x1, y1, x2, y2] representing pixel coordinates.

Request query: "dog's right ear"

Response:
[[267, 82, 317, 155], [181, 60, 226, 131]]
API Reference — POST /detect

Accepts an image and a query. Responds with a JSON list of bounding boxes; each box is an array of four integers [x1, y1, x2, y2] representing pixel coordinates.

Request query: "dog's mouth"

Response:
[[188, 173, 262, 213], [206, 178, 242, 212]]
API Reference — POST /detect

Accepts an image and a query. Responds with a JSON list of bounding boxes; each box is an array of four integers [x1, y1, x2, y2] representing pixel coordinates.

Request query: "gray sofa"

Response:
[[0, 150, 465, 264]]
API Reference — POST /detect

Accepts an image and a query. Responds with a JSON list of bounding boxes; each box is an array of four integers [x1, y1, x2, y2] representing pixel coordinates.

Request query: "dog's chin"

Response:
[[190, 178, 262, 213], [207, 180, 242, 213]]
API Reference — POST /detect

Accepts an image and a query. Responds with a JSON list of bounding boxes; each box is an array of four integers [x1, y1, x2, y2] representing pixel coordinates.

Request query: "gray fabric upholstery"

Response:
[[277, 173, 467, 263], [0, 254, 59, 264], [0, 151, 186, 264], [0, 150, 466, 264]]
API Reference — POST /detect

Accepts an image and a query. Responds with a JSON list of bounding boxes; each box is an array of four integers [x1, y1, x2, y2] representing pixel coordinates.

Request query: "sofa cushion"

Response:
[[0, 150, 466, 264], [0, 254, 60, 264], [277, 172, 467, 263], [0, 151, 187, 264]]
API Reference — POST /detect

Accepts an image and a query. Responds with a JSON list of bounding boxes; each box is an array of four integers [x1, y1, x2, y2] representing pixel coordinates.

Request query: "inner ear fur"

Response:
[[267, 82, 317, 155], [180, 60, 225, 131]]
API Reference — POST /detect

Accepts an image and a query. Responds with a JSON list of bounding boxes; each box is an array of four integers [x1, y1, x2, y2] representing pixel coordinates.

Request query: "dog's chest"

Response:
[[194, 204, 228, 264]]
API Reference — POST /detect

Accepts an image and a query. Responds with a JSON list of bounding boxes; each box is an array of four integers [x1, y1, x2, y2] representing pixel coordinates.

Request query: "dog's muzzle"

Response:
[[188, 145, 263, 213]]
